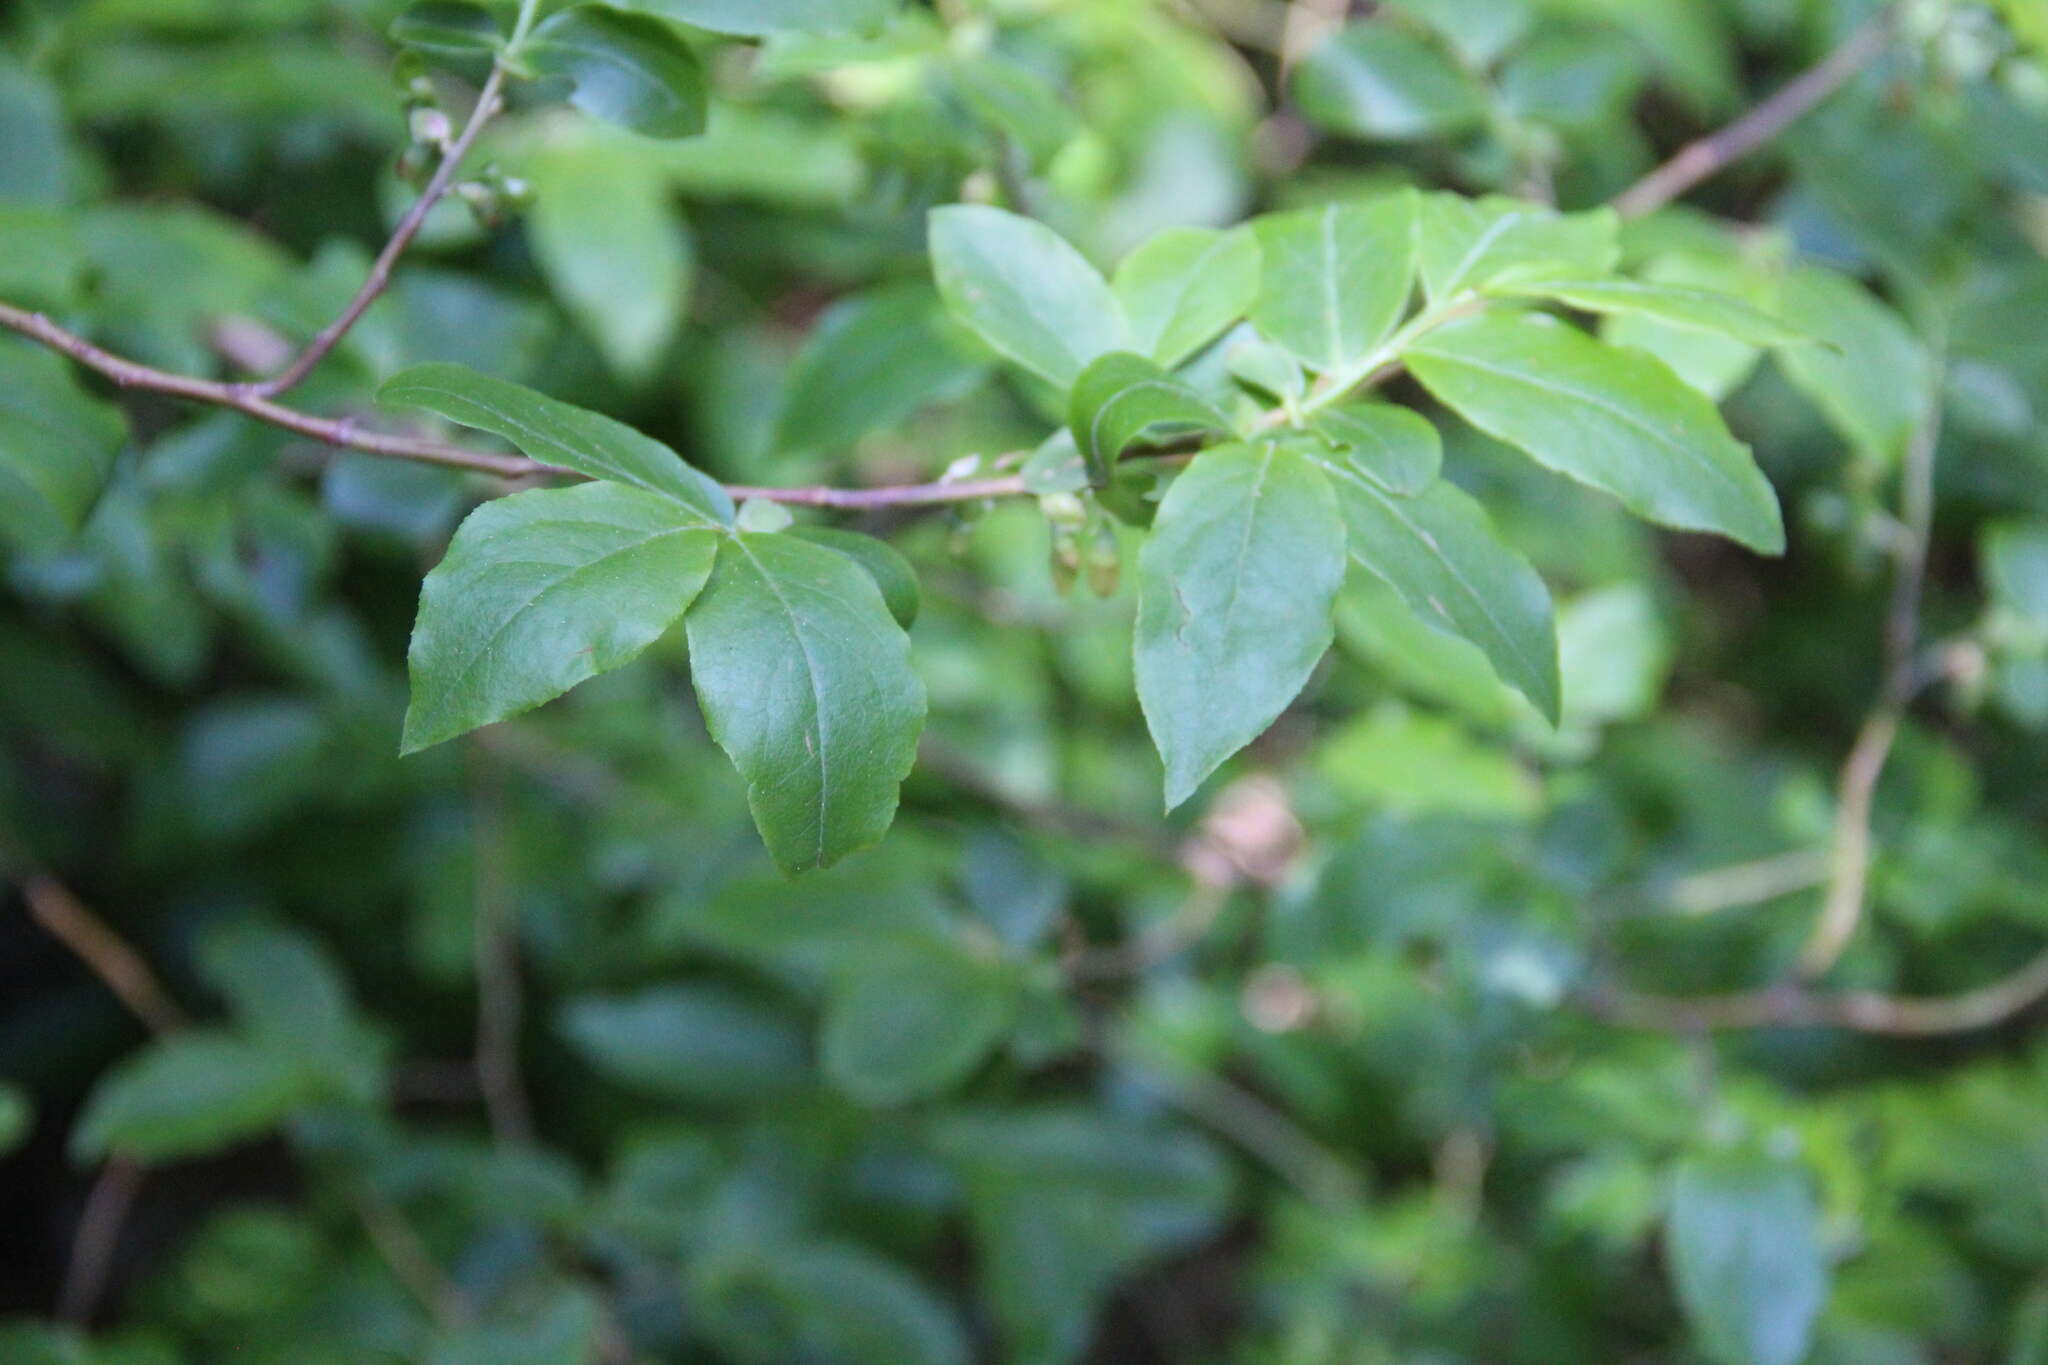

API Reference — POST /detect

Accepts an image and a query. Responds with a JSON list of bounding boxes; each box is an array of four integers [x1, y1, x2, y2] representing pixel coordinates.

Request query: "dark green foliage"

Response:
[[4, 0, 2048, 1362]]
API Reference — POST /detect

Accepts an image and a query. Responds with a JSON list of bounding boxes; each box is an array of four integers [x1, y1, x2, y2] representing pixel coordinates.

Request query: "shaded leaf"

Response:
[[1068, 351, 1229, 487], [1405, 311, 1783, 552], [72, 1031, 313, 1165], [1311, 402, 1442, 495], [402, 483, 719, 752], [1417, 194, 1619, 302], [0, 337, 126, 554], [1112, 225, 1261, 368], [526, 5, 708, 140], [1774, 265, 1932, 464], [785, 525, 921, 629], [380, 362, 733, 522], [524, 135, 693, 382], [1496, 277, 1806, 346], [1320, 460, 1560, 720], [1136, 443, 1346, 808], [621, 0, 898, 35], [1667, 1152, 1829, 1365], [776, 284, 988, 454], [685, 533, 926, 873], [928, 204, 1127, 388], [559, 984, 811, 1104], [822, 939, 1018, 1105], [1251, 193, 1418, 373], [1293, 24, 1488, 141], [390, 1, 506, 54]]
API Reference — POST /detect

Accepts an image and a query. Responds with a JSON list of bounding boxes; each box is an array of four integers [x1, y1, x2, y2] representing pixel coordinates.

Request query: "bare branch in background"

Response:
[[1613, 6, 1900, 218]]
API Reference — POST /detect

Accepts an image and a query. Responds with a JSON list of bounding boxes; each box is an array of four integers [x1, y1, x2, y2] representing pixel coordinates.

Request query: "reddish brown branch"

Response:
[[1612, 6, 1899, 219], [21, 874, 190, 1036], [238, 67, 510, 399]]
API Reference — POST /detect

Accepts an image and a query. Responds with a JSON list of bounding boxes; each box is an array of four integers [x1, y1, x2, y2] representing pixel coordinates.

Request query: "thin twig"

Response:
[[1611, 6, 1899, 219], [470, 750, 535, 1147], [1665, 847, 1832, 916], [1798, 346, 1946, 978], [239, 66, 509, 399], [350, 1187, 471, 1327], [57, 1157, 143, 1325], [20, 874, 189, 1035], [1581, 946, 2048, 1035], [12, 872, 470, 1327]]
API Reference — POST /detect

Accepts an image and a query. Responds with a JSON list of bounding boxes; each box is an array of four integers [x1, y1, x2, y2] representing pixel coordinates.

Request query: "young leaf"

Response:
[[0, 337, 126, 554], [1405, 312, 1784, 553], [402, 483, 719, 753], [785, 525, 922, 629], [525, 5, 708, 140], [1666, 1152, 1829, 1365], [1292, 24, 1488, 141], [684, 533, 926, 874], [1251, 194, 1418, 373], [524, 137, 693, 383], [1494, 278, 1807, 346], [380, 363, 733, 524], [822, 940, 1019, 1105], [1311, 403, 1442, 495], [775, 284, 988, 455], [0, 1085, 32, 1159], [1135, 443, 1346, 808], [72, 1030, 314, 1165], [928, 205, 1127, 388], [1067, 351, 1230, 487], [619, 0, 898, 36], [1774, 265, 1932, 464], [1112, 226, 1261, 369], [1321, 462, 1560, 721], [1417, 194, 1619, 302], [390, 0, 507, 54]]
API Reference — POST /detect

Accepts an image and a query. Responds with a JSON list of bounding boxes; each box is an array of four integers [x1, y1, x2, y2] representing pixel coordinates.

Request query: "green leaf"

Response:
[[936, 1110, 1230, 1365], [1135, 443, 1346, 808], [1250, 193, 1418, 373], [946, 52, 1079, 169], [1773, 265, 1932, 463], [619, 0, 898, 36], [0, 1083, 31, 1158], [195, 921, 381, 1102], [524, 136, 693, 382], [1386, 0, 1536, 66], [1310, 402, 1442, 495], [1666, 1152, 1829, 1365], [426, 1292, 603, 1365], [0, 57, 71, 205], [1319, 704, 1541, 819], [821, 940, 1018, 1105], [1067, 351, 1230, 487], [72, 1030, 314, 1165], [389, 1, 506, 54], [1495, 278, 1807, 346], [685, 533, 926, 873], [1292, 24, 1488, 141], [559, 984, 812, 1104], [775, 284, 988, 454], [0, 337, 126, 554], [379, 362, 733, 523], [1417, 194, 1619, 302], [1983, 520, 2048, 625], [402, 483, 719, 753], [1601, 251, 1774, 399], [1112, 225, 1261, 368], [695, 1243, 969, 1365], [526, 5, 708, 140], [1320, 461, 1560, 720], [1405, 312, 1784, 552], [928, 204, 1127, 388], [785, 525, 921, 629]]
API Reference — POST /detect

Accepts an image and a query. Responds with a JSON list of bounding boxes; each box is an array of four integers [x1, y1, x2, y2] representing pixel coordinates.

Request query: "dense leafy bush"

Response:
[[3, 0, 2048, 1360]]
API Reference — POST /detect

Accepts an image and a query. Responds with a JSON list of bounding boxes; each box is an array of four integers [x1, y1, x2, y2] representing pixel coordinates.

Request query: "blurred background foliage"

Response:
[[3, 0, 2048, 1361]]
